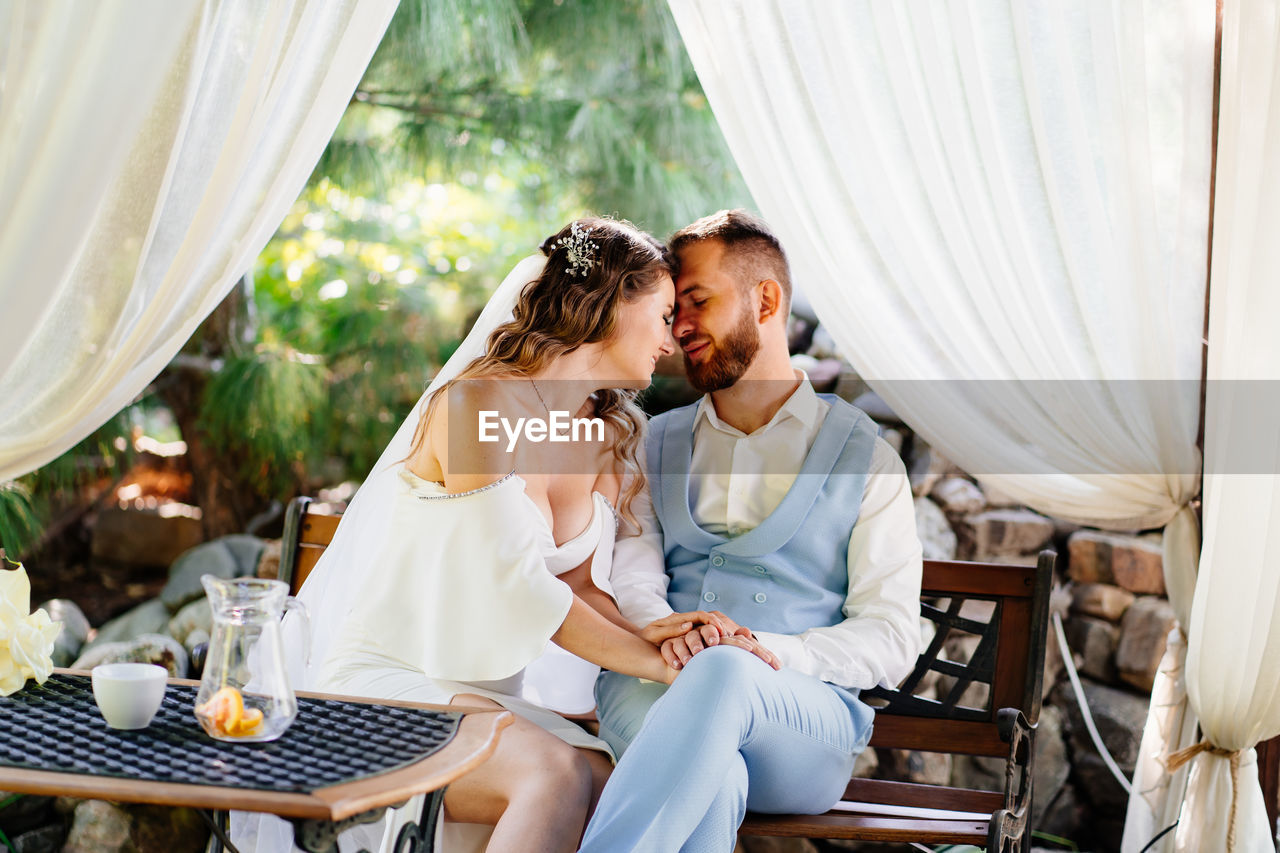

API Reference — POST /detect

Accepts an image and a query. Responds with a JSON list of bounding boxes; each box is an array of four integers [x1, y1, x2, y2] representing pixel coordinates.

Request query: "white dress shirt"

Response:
[[610, 374, 923, 691]]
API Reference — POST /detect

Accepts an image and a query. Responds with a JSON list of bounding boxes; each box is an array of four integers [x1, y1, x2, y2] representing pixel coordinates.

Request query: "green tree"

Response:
[[2, 0, 750, 550], [320, 0, 751, 235]]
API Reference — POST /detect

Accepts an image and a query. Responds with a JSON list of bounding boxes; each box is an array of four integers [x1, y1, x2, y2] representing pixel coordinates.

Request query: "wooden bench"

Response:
[[279, 496, 1053, 852], [739, 550, 1053, 852]]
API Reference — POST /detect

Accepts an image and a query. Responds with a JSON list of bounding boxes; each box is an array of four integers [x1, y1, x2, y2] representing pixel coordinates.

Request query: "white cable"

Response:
[[1053, 610, 1133, 794]]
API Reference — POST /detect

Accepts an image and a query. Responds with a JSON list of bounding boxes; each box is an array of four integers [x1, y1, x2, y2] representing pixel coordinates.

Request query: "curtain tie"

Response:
[[1166, 740, 1244, 852]]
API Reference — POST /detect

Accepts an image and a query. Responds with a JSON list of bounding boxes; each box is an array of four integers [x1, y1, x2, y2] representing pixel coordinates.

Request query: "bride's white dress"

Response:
[[232, 466, 618, 852]]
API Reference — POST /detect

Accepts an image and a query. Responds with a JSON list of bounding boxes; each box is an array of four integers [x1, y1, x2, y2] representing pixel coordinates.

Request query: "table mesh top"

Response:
[[0, 674, 460, 793]]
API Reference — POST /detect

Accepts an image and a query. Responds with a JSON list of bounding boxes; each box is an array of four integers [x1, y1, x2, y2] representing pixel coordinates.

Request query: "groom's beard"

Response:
[[683, 306, 761, 393]]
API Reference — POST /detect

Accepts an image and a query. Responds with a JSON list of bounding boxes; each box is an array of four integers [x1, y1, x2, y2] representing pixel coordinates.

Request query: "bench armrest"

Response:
[[987, 707, 1036, 853]]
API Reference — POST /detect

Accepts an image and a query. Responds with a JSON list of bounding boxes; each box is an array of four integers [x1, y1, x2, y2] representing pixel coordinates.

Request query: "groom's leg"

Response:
[[594, 669, 669, 758], [579, 646, 871, 853]]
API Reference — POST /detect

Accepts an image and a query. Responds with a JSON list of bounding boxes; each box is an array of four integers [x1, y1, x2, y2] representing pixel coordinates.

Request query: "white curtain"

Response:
[[0, 0, 398, 482], [1178, 1, 1280, 850], [668, 1, 1215, 849]]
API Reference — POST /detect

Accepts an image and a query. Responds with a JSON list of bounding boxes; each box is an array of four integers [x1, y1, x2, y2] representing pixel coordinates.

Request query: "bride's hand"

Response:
[[661, 631, 781, 672], [637, 610, 748, 647], [637, 613, 697, 646]]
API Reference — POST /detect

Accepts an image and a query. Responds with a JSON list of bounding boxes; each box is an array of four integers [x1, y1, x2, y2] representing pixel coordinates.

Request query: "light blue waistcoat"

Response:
[[647, 395, 879, 706]]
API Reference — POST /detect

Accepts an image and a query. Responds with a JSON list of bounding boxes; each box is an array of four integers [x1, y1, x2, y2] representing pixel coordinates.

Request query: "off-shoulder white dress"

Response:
[[234, 467, 619, 852], [319, 468, 617, 745]]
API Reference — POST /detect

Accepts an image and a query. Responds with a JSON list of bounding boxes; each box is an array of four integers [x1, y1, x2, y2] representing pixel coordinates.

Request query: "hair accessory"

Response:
[[551, 222, 600, 277]]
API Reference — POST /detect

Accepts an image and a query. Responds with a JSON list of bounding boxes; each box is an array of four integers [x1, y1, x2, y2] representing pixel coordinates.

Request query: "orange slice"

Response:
[[197, 686, 263, 737]]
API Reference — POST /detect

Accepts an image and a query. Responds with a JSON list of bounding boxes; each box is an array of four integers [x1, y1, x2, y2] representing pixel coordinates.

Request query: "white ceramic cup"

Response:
[[91, 663, 168, 730]]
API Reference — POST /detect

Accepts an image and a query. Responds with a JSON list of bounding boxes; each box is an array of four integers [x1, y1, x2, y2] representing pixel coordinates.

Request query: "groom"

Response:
[[580, 210, 924, 852]]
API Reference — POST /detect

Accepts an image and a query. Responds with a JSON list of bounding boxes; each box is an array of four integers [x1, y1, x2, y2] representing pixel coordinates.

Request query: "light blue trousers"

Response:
[[579, 646, 874, 853]]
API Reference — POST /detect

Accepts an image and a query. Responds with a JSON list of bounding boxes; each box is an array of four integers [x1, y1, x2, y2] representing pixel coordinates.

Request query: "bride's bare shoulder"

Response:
[[409, 377, 522, 492]]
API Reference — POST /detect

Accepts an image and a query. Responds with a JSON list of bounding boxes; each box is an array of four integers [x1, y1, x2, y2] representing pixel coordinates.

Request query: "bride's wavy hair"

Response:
[[413, 216, 675, 530]]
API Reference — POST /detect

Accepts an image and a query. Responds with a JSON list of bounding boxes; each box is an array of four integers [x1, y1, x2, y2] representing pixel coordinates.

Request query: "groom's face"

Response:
[[672, 240, 761, 393]]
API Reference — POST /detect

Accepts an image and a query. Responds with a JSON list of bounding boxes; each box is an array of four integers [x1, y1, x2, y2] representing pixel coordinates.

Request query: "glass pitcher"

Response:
[[195, 575, 308, 743]]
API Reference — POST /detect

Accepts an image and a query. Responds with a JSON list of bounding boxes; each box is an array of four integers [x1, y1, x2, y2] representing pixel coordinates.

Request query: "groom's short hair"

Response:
[[669, 210, 792, 314]]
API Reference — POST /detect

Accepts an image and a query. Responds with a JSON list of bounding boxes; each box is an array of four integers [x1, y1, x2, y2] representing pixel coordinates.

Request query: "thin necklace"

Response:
[[529, 377, 551, 416]]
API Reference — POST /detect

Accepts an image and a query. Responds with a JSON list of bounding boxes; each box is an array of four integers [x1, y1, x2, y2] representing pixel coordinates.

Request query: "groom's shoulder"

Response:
[[819, 393, 880, 431], [647, 400, 700, 434]]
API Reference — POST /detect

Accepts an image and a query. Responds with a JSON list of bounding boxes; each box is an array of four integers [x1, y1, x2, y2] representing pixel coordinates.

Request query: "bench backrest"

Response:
[[863, 551, 1053, 758], [278, 496, 341, 595], [279, 496, 1053, 757]]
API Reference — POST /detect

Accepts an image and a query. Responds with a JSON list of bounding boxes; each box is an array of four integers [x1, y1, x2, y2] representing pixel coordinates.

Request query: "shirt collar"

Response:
[[694, 370, 819, 436]]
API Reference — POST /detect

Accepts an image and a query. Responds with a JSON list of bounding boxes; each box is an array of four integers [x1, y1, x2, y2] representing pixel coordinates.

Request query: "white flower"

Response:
[[0, 564, 61, 696]]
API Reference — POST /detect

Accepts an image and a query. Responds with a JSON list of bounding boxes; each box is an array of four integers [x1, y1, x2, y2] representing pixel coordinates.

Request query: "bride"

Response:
[[233, 217, 774, 852]]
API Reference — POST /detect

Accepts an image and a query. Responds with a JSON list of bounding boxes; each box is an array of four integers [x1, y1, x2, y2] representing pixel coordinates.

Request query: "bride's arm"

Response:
[[551, 595, 684, 684], [560, 553, 634, 632]]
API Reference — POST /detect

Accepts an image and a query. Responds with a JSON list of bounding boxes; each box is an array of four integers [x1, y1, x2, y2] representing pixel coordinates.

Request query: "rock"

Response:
[[62, 800, 129, 853], [1030, 705, 1071, 828], [62, 801, 207, 853], [852, 745, 878, 779], [1070, 583, 1135, 623], [130, 805, 208, 853], [161, 535, 265, 613], [851, 390, 900, 424], [37, 599, 91, 667], [976, 480, 1022, 508], [167, 598, 213, 651], [10, 824, 65, 852], [0, 792, 58, 838], [1055, 680, 1149, 816], [908, 441, 951, 497], [82, 599, 171, 652], [929, 477, 987, 515], [1066, 530, 1165, 595], [913, 496, 957, 561], [878, 427, 905, 455], [1064, 616, 1119, 682], [1042, 616, 1066, 703], [936, 634, 990, 712], [37, 599, 90, 645], [1115, 597, 1177, 692], [1036, 781, 1083, 842], [71, 633, 189, 678], [981, 552, 1040, 567], [880, 748, 952, 786], [949, 753, 1003, 792], [955, 509, 1054, 560], [832, 369, 868, 406], [256, 539, 283, 580], [90, 506, 203, 567]]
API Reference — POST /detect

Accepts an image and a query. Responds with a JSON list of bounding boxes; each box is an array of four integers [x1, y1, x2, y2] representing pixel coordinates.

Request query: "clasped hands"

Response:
[[639, 611, 780, 675]]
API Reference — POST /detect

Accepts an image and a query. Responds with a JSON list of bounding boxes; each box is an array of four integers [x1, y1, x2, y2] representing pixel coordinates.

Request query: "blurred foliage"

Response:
[[244, 175, 572, 483], [318, 0, 751, 235], [0, 412, 135, 558], [11, 0, 751, 544], [0, 481, 39, 560]]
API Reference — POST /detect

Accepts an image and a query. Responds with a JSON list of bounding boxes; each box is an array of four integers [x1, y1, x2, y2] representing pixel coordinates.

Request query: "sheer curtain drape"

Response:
[[1177, 1, 1280, 849], [0, 0, 398, 482], [668, 1, 1214, 849]]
